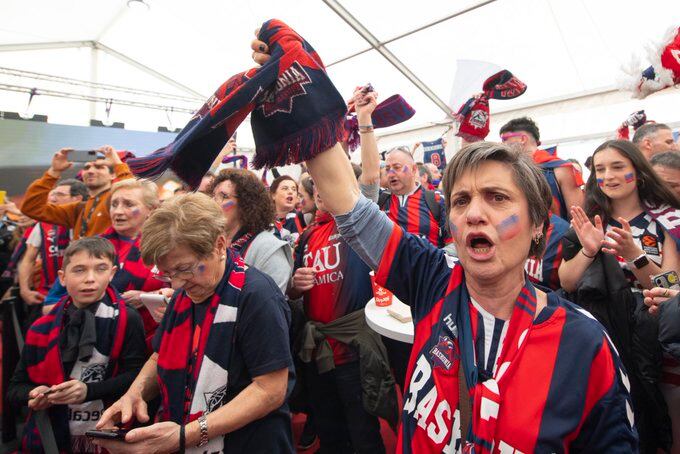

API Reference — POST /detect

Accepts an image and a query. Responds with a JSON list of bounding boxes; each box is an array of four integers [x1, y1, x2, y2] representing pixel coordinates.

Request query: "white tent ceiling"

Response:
[[0, 0, 679, 164]]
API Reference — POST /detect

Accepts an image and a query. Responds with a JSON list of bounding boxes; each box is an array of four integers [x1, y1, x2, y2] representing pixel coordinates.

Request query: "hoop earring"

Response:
[[533, 235, 542, 245]]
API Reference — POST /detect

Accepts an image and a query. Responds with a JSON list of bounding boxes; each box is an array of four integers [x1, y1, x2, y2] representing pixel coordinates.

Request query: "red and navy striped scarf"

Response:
[[101, 228, 164, 345], [128, 19, 346, 188], [645, 203, 680, 252], [398, 264, 537, 453], [21, 286, 127, 453], [156, 250, 246, 453], [37, 222, 70, 294]]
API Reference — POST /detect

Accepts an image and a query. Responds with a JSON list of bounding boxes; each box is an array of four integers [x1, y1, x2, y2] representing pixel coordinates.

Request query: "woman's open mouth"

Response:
[[465, 233, 495, 259]]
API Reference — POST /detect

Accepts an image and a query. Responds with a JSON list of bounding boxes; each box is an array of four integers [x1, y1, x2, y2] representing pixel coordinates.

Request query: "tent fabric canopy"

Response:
[[1, 0, 679, 165]]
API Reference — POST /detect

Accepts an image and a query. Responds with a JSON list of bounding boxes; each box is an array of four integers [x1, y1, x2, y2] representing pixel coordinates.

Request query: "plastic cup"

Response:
[[369, 271, 393, 307]]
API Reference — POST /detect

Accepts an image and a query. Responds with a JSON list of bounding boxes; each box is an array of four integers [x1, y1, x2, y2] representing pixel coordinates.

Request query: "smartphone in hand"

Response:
[[652, 270, 680, 290], [71, 150, 104, 163], [85, 428, 130, 440]]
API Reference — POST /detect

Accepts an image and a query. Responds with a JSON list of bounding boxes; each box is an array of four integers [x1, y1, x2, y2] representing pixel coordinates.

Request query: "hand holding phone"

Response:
[[140, 293, 169, 322], [651, 270, 680, 290], [71, 150, 104, 163], [86, 428, 130, 440]]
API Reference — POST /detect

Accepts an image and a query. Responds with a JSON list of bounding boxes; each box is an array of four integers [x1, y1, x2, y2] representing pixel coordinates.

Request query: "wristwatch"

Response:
[[629, 253, 650, 269], [197, 414, 209, 447]]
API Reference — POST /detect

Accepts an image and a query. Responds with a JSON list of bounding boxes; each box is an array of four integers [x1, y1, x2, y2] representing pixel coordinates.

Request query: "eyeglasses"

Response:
[[152, 261, 204, 283]]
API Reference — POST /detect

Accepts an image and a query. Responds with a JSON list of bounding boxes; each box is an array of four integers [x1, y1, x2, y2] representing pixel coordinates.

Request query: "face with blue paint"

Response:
[[213, 180, 241, 233], [593, 147, 638, 201], [110, 187, 152, 238], [385, 149, 418, 195], [448, 160, 542, 283], [154, 237, 227, 303]]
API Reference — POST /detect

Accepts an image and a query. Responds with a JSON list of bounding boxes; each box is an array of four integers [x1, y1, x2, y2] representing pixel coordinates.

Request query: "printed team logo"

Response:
[[430, 152, 441, 168], [469, 109, 489, 129], [641, 234, 659, 255], [429, 335, 458, 371], [204, 384, 228, 413], [259, 61, 312, 117], [80, 364, 106, 383]]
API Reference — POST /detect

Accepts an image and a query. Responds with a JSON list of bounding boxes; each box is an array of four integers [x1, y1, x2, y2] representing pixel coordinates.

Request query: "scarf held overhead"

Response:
[[128, 19, 346, 188], [21, 287, 127, 453], [156, 250, 246, 454], [454, 70, 527, 142]]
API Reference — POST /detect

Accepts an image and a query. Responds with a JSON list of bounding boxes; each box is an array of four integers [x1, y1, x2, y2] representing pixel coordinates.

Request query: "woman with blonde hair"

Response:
[[94, 193, 294, 453]]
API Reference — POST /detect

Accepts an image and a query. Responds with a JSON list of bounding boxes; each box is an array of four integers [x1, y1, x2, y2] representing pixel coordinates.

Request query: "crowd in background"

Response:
[[1, 44, 680, 454]]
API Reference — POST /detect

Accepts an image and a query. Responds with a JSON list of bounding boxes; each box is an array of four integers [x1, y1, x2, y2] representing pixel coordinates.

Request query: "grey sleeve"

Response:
[[359, 181, 380, 203], [334, 195, 395, 270], [248, 246, 293, 294]]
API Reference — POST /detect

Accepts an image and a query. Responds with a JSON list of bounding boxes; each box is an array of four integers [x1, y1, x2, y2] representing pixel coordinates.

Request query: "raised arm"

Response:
[[20, 148, 81, 228], [354, 89, 380, 188]]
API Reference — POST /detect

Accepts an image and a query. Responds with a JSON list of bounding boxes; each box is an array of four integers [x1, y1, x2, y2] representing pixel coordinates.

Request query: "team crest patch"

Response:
[[469, 109, 489, 129], [204, 384, 228, 413], [430, 335, 458, 371], [259, 61, 312, 117], [641, 234, 659, 255], [80, 364, 106, 383]]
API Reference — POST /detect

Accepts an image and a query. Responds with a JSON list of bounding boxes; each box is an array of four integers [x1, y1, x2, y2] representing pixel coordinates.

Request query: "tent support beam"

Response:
[[0, 40, 206, 99], [322, 0, 455, 119], [327, 0, 498, 68]]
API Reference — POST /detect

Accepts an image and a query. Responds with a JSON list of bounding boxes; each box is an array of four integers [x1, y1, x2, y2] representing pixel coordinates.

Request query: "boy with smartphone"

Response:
[[8, 237, 146, 452]]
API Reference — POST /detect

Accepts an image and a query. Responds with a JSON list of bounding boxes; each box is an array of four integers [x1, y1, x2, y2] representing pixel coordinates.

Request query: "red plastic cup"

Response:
[[370, 271, 393, 307]]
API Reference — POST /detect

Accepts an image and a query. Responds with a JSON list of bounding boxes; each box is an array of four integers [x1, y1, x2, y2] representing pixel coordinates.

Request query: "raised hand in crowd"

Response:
[[601, 217, 643, 261], [45, 379, 87, 405], [570, 206, 604, 256], [643, 287, 680, 315], [47, 147, 74, 177], [27, 385, 52, 411], [0, 200, 21, 217], [101, 144, 123, 167]]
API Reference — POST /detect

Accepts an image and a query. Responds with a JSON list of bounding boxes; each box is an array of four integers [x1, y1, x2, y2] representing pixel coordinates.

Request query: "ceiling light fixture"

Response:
[[127, 0, 150, 11]]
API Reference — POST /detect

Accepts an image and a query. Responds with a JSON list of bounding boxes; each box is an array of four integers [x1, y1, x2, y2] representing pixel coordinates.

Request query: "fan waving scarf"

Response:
[[344, 91, 415, 152], [616, 110, 647, 140], [128, 19, 346, 188], [454, 70, 527, 142]]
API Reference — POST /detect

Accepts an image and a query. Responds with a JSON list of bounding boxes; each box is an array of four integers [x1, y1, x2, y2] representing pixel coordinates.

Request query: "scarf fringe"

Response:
[[252, 111, 346, 169], [127, 149, 174, 180]]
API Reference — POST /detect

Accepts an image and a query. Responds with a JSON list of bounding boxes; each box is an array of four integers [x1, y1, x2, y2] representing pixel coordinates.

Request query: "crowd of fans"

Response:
[[1, 32, 680, 454]]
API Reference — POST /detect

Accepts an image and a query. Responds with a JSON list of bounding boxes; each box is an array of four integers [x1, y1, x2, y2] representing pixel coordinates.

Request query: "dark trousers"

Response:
[[303, 361, 385, 454]]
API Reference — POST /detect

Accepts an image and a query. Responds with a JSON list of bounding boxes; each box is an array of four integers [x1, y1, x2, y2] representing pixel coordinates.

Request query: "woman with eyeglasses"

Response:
[[209, 168, 293, 293], [94, 192, 295, 454]]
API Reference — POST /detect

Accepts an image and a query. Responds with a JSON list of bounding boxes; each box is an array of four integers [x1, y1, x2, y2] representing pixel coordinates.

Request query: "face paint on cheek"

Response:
[[448, 221, 458, 238], [130, 208, 141, 217], [222, 201, 235, 211], [197, 264, 206, 274], [624, 173, 635, 184], [496, 214, 521, 240], [596, 178, 604, 188], [402, 166, 410, 174]]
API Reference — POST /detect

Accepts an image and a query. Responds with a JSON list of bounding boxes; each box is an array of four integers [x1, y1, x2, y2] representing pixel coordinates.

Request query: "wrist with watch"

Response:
[[627, 252, 649, 269]]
